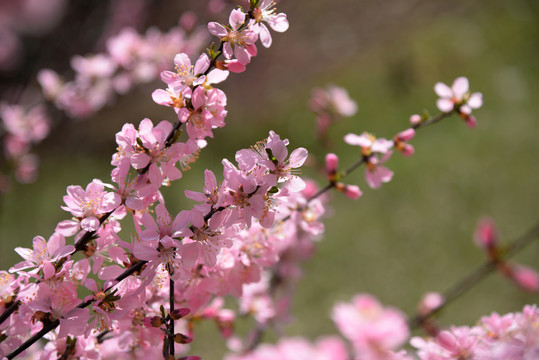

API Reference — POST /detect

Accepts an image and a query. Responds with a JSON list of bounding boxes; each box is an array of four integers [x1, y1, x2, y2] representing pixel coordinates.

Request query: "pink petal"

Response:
[[160, 70, 176, 84], [223, 42, 233, 60], [467, 92, 483, 109], [130, 153, 151, 169], [174, 53, 191, 69], [267, 13, 289, 32], [436, 98, 454, 112], [46, 233, 65, 256], [55, 245, 75, 259], [81, 217, 100, 232], [287, 176, 306, 192], [206, 69, 229, 84], [452, 77, 469, 98], [434, 82, 452, 98], [32, 236, 48, 258], [191, 86, 206, 110], [55, 220, 80, 236], [194, 53, 210, 75], [98, 265, 125, 280], [42, 261, 55, 280], [208, 22, 228, 37], [152, 89, 173, 106], [289, 147, 308, 168], [184, 190, 206, 202], [258, 23, 272, 48], [344, 133, 371, 147], [229, 9, 245, 30], [234, 45, 251, 65]]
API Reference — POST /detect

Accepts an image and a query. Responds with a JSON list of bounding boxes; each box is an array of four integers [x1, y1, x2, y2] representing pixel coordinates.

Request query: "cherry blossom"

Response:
[[251, 0, 289, 48], [208, 9, 258, 65], [434, 76, 483, 127], [332, 294, 410, 358], [10, 233, 74, 279]]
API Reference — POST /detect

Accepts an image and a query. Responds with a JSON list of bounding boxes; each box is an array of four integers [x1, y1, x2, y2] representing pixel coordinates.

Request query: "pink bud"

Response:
[[418, 292, 444, 314], [410, 114, 421, 125], [344, 185, 362, 200], [465, 114, 477, 128], [174, 333, 193, 344], [217, 60, 246, 73], [473, 217, 498, 250], [170, 307, 191, 320], [325, 153, 339, 175], [396, 128, 415, 142], [144, 316, 164, 328], [511, 265, 539, 292], [401, 144, 415, 157]]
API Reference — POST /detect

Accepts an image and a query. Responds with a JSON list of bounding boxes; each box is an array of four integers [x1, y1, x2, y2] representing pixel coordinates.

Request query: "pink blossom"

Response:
[[393, 128, 415, 157], [138, 203, 190, 244], [365, 152, 394, 189], [28, 282, 90, 338], [332, 294, 409, 357], [57, 179, 121, 235], [208, 9, 258, 65], [177, 87, 228, 140], [0, 271, 18, 309], [225, 336, 348, 360], [0, 103, 50, 143], [130, 118, 189, 187], [160, 52, 209, 89], [14, 153, 39, 183], [310, 85, 358, 118], [151, 84, 186, 112], [251, 0, 289, 48], [345, 132, 393, 156], [10, 233, 74, 279], [434, 76, 483, 116]]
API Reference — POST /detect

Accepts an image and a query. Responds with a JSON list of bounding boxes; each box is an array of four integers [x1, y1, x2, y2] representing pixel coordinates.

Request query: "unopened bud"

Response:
[[174, 333, 193, 344], [473, 217, 498, 251], [170, 308, 191, 320], [417, 292, 444, 315], [400, 144, 415, 157], [325, 153, 338, 178], [144, 316, 164, 328], [510, 265, 539, 293], [464, 114, 477, 128], [410, 114, 422, 125], [335, 183, 362, 200], [396, 128, 415, 142]]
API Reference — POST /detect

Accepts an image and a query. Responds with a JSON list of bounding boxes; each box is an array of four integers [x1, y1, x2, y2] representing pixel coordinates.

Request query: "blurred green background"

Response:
[[1, 0, 538, 358]]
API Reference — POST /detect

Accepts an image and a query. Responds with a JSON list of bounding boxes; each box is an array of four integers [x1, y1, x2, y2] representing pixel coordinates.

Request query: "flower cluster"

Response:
[[2, 1, 531, 359], [0, 0, 66, 71], [309, 85, 358, 143], [228, 299, 539, 360], [38, 19, 207, 119], [0, 103, 50, 188], [412, 304, 539, 359]]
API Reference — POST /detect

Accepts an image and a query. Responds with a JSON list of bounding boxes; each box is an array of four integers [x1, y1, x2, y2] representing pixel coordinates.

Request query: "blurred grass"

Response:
[[1, 0, 539, 358]]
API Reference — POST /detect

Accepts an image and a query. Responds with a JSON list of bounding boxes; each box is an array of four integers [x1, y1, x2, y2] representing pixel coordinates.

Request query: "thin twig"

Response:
[[409, 220, 539, 329]]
